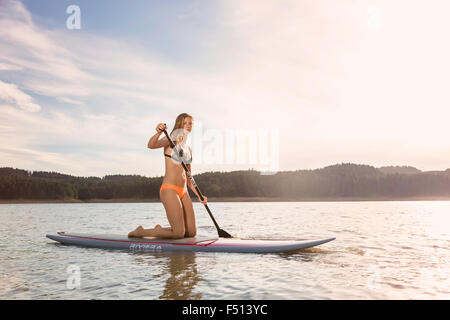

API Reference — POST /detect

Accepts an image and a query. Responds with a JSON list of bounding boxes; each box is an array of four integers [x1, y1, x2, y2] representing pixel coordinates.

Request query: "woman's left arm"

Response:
[[187, 164, 207, 204]]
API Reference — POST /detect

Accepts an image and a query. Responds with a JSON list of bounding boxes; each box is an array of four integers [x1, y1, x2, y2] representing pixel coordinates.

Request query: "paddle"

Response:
[[162, 128, 233, 238]]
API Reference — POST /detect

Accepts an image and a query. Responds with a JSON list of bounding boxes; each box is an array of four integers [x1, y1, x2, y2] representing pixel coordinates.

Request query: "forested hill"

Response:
[[1, 164, 450, 201]]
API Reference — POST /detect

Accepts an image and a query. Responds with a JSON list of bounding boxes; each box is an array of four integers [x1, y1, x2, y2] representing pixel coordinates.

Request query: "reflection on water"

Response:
[[158, 252, 202, 300], [132, 252, 203, 300], [126, 252, 203, 299]]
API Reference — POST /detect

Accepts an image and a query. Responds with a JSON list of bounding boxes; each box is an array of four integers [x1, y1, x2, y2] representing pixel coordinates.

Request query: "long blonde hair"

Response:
[[171, 113, 193, 145]]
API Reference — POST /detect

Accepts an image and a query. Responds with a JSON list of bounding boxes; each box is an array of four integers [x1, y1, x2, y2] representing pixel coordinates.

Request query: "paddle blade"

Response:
[[218, 228, 233, 238]]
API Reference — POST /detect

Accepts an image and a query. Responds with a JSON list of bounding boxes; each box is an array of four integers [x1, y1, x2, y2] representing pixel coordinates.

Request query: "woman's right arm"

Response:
[[147, 123, 169, 149]]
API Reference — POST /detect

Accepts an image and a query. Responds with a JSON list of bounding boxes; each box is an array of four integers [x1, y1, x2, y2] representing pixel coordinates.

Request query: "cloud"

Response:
[[56, 97, 85, 106], [0, 103, 165, 176], [0, 80, 41, 112], [0, 0, 220, 113], [0, 62, 22, 71], [0, 0, 91, 98], [0, 0, 33, 25]]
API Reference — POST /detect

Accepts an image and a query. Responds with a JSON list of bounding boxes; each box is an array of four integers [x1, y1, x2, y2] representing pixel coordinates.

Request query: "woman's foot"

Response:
[[128, 225, 144, 238], [154, 224, 162, 229]]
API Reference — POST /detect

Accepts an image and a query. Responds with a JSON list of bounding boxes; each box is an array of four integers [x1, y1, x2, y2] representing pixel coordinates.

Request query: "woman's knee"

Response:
[[185, 228, 196, 237], [172, 225, 186, 238]]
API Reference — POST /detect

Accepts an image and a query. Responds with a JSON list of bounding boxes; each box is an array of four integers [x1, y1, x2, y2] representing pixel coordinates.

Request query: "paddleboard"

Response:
[[46, 232, 335, 253]]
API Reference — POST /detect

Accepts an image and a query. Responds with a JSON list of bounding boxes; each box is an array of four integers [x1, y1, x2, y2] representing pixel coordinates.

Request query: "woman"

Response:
[[128, 113, 207, 239]]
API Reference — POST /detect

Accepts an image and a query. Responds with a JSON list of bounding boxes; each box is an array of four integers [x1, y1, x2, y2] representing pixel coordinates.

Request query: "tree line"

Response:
[[1, 164, 450, 200]]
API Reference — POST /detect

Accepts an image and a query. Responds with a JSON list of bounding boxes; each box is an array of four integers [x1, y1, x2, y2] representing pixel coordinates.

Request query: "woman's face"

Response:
[[183, 117, 193, 133]]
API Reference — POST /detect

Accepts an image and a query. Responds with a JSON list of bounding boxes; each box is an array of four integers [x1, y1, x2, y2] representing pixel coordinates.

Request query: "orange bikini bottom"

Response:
[[160, 183, 187, 199]]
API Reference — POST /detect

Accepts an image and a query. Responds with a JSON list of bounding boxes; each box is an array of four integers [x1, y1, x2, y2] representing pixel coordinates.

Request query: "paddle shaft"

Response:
[[162, 129, 232, 238]]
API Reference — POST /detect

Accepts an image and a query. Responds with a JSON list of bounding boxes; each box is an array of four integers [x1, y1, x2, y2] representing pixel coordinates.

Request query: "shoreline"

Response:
[[1, 196, 450, 204]]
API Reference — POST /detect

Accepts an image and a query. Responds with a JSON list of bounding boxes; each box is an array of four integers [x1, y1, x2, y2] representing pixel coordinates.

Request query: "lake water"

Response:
[[0, 201, 449, 299]]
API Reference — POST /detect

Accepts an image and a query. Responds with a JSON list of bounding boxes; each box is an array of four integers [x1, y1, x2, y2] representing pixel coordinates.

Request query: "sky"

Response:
[[1, 0, 450, 177]]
